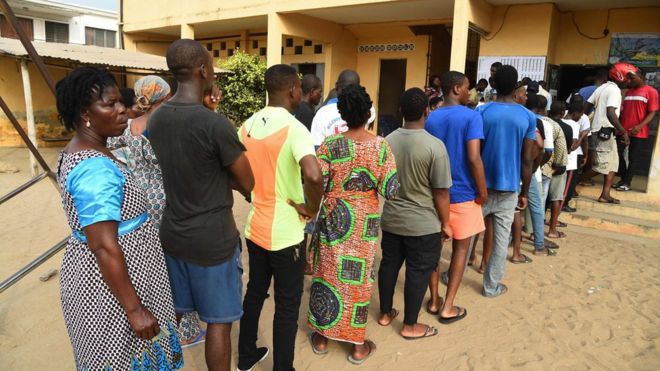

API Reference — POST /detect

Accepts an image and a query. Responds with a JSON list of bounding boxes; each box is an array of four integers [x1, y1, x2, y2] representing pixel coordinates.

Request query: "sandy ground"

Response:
[[1, 147, 659, 371]]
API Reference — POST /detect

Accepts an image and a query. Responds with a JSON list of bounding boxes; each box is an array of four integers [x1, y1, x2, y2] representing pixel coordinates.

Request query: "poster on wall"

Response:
[[608, 33, 660, 67], [476, 56, 546, 82]]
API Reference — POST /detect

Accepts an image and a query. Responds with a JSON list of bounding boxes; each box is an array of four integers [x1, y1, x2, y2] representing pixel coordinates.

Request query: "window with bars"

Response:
[[0, 15, 33, 40], [45, 21, 68, 43], [85, 27, 116, 48]]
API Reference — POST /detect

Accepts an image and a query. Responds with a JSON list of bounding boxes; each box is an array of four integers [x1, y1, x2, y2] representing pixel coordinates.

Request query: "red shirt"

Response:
[[621, 85, 659, 139]]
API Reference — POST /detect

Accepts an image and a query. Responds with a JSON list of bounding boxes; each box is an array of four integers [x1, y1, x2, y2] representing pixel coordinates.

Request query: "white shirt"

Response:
[[588, 81, 621, 132], [310, 101, 376, 147], [563, 118, 580, 171], [538, 86, 552, 111], [573, 114, 591, 155]]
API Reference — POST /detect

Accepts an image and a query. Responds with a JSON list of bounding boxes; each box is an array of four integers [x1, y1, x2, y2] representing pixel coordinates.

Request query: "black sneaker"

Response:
[[561, 205, 577, 213], [237, 347, 269, 371]]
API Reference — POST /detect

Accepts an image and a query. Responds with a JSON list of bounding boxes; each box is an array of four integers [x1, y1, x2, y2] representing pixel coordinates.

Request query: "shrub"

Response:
[[217, 50, 267, 126]]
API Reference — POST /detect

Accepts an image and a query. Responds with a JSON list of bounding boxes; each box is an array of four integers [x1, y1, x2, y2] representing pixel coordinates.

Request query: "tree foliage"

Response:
[[217, 51, 267, 126]]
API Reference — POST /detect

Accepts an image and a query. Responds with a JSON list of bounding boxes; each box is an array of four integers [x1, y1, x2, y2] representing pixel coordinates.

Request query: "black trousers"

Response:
[[617, 136, 645, 185], [378, 231, 442, 325], [238, 239, 304, 371]]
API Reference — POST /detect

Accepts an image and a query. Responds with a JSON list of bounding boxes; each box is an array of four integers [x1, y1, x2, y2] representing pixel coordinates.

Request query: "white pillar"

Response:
[[450, 0, 470, 72], [181, 24, 195, 39], [20, 60, 38, 176], [267, 13, 283, 67]]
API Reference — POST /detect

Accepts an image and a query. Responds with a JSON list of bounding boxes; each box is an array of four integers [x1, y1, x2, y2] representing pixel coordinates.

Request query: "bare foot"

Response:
[[377, 309, 399, 326], [350, 340, 376, 362], [425, 298, 443, 315], [310, 332, 328, 353]]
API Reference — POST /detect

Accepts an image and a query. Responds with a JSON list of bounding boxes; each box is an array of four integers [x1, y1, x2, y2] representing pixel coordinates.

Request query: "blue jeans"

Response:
[[527, 179, 545, 251], [481, 190, 518, 297]]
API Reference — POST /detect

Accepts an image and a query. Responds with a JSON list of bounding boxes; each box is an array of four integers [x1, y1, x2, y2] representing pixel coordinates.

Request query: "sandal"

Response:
[[377, 308, 399, 326], [309, 332, 328, 355], [401, 325, 438, 340], [598, 197, 621, 204], [534, 248, 557, 256], [545, 231, 566, 239], [509, 254, 533, 264], [438, 307, 468, 324], [425, 298, 443, 315], [347, 340, 376, 365], [616, 185, 631, 191]]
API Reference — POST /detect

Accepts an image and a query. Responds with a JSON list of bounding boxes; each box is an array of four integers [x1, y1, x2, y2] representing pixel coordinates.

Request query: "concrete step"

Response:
[[575, 183, 660, 206], [559, 208, 660, 239], [569, 195, 660, 222]]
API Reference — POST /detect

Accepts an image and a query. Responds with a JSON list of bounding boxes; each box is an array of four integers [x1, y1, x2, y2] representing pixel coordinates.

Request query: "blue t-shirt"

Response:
[[578, 85, 597, 101], [425, 105, 484, 204], [476, 102, 536, 192]]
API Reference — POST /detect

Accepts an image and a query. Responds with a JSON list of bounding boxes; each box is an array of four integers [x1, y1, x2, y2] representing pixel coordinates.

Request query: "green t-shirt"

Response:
[[239, 106, 316, 250], [381, 128, 452, 236]]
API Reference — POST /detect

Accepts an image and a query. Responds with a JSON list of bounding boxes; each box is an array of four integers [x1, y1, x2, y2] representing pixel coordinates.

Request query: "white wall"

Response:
[[69, 14, 118, 45]]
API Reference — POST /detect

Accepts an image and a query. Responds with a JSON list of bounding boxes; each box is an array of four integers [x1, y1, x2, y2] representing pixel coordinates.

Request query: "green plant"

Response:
[[217, 50, 267, 126]]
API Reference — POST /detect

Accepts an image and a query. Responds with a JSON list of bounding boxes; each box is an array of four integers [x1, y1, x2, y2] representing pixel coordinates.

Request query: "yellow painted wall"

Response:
[[479, 4, 554, 57], [0, 57, 68, 147], [553, 7, 660, 65]]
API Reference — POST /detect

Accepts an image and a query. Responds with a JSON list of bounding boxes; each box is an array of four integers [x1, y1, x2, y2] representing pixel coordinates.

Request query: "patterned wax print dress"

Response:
[[107, 125, 202, 342], [308, 134, 399, 344], [57, 149, 183, 370]]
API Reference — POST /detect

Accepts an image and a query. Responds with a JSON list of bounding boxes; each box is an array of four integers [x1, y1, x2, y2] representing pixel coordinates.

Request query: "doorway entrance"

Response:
[[557, 64, 608, 101], [377, 59, 407, 137]]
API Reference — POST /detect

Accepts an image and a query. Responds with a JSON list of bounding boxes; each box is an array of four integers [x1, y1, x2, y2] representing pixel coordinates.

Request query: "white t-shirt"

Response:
[[539, 86, 552, 111], [534, 118, 554, 182], [574, 114, 591, 155], [588, 81, 621, 132], [310, 100, 376, 147], [563, 118, 580, 171]]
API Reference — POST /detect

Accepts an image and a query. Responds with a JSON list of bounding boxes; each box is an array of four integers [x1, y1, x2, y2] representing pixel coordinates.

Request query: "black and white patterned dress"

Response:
[[57, 149, 183, 371]]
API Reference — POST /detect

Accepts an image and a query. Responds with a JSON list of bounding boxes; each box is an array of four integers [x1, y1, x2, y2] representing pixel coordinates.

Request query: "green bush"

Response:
[[217, 50, 267, 126]]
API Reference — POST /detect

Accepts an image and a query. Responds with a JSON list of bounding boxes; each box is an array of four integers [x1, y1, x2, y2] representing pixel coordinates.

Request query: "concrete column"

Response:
[[267, 13, 283, 66], [20, 60, 38, 176], [181, 23, 195, 39], [647, 136, 660, 194], [450, 0, 470, 72], [240, 30, 248, 53]]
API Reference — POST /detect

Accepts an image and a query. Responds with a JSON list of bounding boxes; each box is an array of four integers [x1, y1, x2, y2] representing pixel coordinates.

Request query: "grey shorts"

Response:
[[548, 172, 567, 201], [593, 136, 619, 175]]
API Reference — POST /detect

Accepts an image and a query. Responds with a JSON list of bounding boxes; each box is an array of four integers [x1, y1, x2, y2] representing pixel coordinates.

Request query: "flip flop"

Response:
[[509, 254, 533, 264], [347, 340, 376, 365], [401, 325, 438, 340], [181, 330, 206, 349], [545, 231, 566, 239], [545, 221, 567, 228], [377, 308, 399, 326], [439, 307, 468, 324], [308, 332, 328, 355], [425, 298, 443, 315], [598, 197, 621, 204]]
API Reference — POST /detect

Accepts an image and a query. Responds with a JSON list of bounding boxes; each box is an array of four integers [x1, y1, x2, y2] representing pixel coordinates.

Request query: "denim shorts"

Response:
[[165, 244, 243, 324]]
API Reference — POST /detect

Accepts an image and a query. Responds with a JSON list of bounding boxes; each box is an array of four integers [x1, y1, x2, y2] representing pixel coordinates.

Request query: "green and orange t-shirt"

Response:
[[239, 106, 316, 250]]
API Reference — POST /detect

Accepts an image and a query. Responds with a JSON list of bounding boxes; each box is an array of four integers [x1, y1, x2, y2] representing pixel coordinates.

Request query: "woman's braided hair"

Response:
[[337, 84, 372, 129], [55, 67, 117, 130]]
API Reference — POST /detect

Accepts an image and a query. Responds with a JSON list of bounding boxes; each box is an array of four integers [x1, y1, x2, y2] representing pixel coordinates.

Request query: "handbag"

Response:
[[597, 127, 615, 141]]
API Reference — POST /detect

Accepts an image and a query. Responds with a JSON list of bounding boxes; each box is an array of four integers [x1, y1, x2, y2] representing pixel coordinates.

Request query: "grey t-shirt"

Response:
[[381, 128, 452, 236]]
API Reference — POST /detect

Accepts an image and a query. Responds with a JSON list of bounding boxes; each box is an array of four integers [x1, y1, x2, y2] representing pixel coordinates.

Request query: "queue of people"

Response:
[[52, 37, 655, 371]]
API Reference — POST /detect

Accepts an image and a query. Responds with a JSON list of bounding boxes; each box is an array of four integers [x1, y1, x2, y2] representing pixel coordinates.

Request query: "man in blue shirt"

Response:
[[425, 71, 488, 321], [475, 65, 536, 298]]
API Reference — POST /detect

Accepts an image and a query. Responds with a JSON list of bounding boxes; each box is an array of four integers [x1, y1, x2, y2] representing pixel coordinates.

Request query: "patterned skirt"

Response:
[[307, 196, 380, 344]]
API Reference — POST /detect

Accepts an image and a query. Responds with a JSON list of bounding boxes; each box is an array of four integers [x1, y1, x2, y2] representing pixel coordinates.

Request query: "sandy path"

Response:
[[1, 148, 658, 370]]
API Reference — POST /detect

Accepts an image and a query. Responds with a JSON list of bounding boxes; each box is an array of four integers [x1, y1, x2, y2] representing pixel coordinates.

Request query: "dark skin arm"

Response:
[[84, 221, 159, 340], [289, 155, 323, 219], [631, 110, 657, 135], [466, 139, 488, 205], [432, 188, 452, 240], [606, 106, 629, 145], [228, 153, 255, 198], [580, 137, 589, 167], [518, 138, 535, 210]]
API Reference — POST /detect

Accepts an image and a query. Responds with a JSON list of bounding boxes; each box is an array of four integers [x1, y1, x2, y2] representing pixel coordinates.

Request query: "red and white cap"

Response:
[[609, 62, 638, 83]]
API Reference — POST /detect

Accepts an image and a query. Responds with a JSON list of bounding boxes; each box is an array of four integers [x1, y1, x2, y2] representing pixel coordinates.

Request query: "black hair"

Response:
[[549, 100, 565, 116], [429, 74, 441, 87], [301, 74, 321, 95], [336, 70, 360, 93], [337, 84, 372, 129], [478, 78, 488, 85], [119, 88, 135, 107], [265, 64, 298, 94], [400, 88, 428, 122], [494, 65, 518, 96], [525, 93, 540, 110], [56, 67, 117, 131], [440, 71, 467, 96], [491, 62, 503, 70], [595, 68, 609, 81], [568, 99, 584, 114], [521, 77, 532, 85], [166, 39, 209, 81], [429, 96, 442, 108], [537, 95, 547, 111], [569, 93, 584, 105]]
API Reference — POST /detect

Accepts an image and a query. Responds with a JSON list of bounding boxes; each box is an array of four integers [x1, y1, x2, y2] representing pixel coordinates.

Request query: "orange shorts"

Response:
[[448, 201, 485, 240]]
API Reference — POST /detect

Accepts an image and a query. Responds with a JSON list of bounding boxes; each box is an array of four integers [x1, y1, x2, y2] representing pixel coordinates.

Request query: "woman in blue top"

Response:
[[55, 67, 183, 370]]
